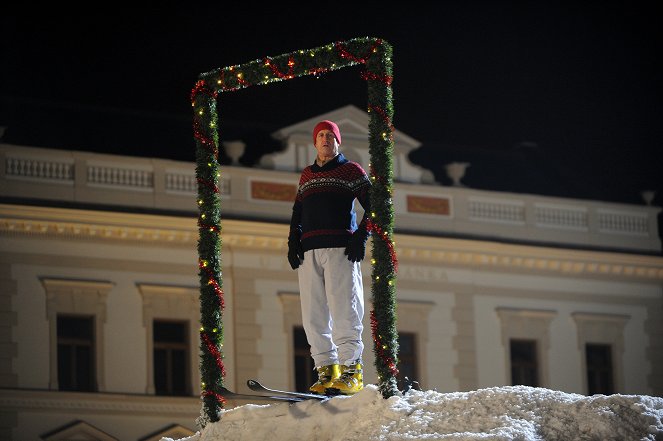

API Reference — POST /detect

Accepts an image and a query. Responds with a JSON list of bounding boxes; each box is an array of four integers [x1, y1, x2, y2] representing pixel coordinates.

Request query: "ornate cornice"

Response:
[[2, 203, 662, 281], [0, 389, 199, 415], [397, 234, 663, 281]]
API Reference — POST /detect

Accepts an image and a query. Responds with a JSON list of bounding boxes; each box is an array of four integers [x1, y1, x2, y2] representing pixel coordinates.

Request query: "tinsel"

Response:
[[191, 37, 399, 425]]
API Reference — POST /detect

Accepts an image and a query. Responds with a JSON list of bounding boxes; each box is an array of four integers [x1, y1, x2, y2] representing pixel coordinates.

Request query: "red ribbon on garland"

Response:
[[264, 55, 296, 79], [199, 261, 225, 310], [367, 219, 398, 272], [201, 331, 227, 378], [370, 310, 399, 377], [202, 390, 227, 406]]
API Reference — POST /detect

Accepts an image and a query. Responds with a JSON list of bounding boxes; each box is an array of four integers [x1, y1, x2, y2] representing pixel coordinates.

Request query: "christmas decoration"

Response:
[[191, 37, 398, 424]]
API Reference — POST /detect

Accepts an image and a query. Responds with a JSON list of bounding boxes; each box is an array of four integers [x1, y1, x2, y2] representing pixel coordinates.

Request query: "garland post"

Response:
[[191, 37, 399, 425]]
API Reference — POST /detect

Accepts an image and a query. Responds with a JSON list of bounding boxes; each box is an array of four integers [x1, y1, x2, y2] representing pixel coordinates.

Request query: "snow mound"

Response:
[[166, 384, 663, 441]]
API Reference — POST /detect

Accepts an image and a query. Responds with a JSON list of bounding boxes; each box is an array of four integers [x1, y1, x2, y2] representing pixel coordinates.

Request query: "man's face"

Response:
[[314, 129, 339, 158]]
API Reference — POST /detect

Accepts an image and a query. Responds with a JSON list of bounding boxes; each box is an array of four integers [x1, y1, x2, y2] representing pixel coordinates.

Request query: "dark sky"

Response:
[[2, 3, 661, 206]]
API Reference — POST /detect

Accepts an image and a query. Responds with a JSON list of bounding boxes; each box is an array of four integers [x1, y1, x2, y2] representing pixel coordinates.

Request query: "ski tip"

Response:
[[247, 379, 261, 389]]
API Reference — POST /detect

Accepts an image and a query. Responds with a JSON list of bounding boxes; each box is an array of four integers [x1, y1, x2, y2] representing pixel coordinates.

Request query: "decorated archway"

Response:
[[191, 37, 398, 424]]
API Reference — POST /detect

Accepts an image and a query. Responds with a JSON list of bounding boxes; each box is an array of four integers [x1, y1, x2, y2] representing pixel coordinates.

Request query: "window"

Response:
[[572, 312, 627, 394], [586, 343, 614, 395], [57, 315, 96, 392], [137, 284, 199, 395], [293, 326, 314, 392], [397, 332, 418, 390], [42, 278, 112, 391], [153, 320, 190, 396], [510, 339, 538, 387], [496, 308, 556, 387]]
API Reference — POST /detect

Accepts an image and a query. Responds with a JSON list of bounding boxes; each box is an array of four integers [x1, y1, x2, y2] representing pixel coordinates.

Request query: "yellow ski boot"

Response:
[[309, 364, 340, 395], [326, 362, 363, 395]]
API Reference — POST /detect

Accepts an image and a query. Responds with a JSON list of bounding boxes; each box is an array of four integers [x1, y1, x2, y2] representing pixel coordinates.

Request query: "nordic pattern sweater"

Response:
[[289, 153, 372, 252]]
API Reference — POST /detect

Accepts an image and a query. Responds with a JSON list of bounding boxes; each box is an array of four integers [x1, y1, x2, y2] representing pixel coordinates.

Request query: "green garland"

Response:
[[191, 37, 398, 425]]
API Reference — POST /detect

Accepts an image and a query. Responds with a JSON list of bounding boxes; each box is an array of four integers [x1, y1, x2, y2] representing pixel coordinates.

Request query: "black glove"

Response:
[[287, 234, 304, 270], [345, 229, 369, 263]]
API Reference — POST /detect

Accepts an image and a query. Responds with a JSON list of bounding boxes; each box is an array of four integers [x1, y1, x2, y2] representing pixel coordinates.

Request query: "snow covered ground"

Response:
[[165, 384, 663, 441]]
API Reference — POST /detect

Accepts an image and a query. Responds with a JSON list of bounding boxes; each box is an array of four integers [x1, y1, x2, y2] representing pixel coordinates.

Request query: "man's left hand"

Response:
[[345, 231, 368, 262]]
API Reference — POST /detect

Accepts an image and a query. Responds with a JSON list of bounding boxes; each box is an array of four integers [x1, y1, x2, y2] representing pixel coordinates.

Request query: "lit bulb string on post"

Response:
[[368, 104, 395, 136], [366, 219, 398, 272], [199, 260, 225, 309], [191, 79, 226, 423], [203, 39, 385, 93], [370, 310, 399, 378], [201, 330, 227, 406], [190, 38, 397, 420], [192, 120, 218, 155]]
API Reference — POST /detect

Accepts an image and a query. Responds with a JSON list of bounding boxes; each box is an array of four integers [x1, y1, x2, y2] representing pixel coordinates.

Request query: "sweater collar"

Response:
[[312, 153, 347, 171]]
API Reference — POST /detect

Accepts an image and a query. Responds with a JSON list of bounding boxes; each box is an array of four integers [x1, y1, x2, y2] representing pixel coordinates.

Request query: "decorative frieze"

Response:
[[250, 180, 297, 202], [406, 195, 451, 216]]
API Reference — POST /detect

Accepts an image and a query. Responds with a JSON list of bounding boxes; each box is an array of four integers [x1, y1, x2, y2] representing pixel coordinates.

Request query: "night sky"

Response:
[[2, 3, 661, 206]]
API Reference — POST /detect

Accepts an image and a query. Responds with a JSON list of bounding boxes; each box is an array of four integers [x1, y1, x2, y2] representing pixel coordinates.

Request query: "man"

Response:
[[287, 120, 371, 395]]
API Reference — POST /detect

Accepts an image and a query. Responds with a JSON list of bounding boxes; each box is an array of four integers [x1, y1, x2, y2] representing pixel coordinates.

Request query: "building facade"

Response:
[[1, 106, 662, 440]]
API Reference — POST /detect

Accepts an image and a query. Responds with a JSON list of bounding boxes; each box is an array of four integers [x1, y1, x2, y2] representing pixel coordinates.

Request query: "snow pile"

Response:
[[166, 384, 663, 441]]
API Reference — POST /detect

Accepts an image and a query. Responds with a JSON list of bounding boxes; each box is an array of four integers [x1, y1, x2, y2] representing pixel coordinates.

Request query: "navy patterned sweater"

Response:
[[289, 153, 372, 252]]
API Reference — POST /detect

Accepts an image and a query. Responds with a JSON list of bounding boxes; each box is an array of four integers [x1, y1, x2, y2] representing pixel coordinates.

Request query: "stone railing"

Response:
[[2, 143, 660, 253]]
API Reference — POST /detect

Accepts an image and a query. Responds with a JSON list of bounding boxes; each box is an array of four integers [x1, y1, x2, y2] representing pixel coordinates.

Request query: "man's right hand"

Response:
[[287, 241, 304, 270]]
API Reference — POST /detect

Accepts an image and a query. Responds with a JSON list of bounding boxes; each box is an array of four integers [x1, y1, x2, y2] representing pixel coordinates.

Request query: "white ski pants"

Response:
[[298, 247, 364, 368]]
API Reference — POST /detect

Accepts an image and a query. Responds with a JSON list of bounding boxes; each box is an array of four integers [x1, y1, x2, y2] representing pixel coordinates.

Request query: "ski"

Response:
[[247, 379, 331, 401], [219, 386, 305, 403]]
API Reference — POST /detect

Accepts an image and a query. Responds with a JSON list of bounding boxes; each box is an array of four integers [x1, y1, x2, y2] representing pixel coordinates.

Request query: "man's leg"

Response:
[[298, 249, 338, 367], [324, 248, 364, 366]]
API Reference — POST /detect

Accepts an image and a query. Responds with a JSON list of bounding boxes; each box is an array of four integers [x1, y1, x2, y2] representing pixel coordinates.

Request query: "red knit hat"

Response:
[[312, 120, 341, 145]]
